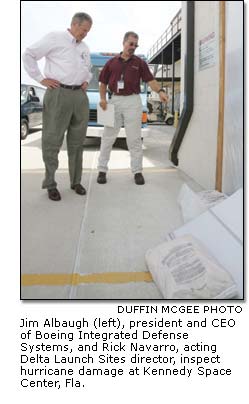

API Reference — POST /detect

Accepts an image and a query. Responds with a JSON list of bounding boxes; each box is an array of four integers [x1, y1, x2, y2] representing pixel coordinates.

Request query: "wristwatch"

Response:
[[158, 88, 166, 94]]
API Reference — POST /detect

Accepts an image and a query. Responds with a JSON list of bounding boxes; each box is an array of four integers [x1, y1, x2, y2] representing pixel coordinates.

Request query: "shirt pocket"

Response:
[[126, 65, 140, 84]]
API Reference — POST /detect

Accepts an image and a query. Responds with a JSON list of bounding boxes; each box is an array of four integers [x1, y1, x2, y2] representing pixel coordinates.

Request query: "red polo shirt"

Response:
[[99, 54, 154, 95]]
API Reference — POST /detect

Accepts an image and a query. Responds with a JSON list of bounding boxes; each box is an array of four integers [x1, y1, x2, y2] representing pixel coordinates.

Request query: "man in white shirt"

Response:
[[23, 12, 93, 201]]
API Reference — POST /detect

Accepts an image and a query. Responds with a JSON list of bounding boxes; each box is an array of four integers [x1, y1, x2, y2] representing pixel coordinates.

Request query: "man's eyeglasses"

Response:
[[128, 42, 139, 48]]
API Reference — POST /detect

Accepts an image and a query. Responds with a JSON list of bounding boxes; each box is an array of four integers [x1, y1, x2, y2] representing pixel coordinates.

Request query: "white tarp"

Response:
[[222, 1, 243, 194]]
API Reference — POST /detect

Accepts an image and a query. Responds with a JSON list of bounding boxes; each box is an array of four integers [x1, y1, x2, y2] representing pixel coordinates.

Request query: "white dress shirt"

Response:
[[22, 30, 92, 85]]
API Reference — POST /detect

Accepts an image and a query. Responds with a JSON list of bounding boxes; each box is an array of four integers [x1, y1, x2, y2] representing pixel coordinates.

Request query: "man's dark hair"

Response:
[[71, 12, 93, 25]]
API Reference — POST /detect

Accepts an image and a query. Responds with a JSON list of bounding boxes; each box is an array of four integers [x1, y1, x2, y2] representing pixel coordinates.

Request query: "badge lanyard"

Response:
[[117, 61, 128, 93]]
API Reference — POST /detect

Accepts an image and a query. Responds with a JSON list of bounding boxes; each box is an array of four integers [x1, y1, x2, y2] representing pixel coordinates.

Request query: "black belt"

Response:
[[60, 84, 82, 90]]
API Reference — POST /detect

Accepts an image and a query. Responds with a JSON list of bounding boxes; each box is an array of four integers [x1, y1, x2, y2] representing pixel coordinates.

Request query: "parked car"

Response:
[[21, 84, 46, 139]]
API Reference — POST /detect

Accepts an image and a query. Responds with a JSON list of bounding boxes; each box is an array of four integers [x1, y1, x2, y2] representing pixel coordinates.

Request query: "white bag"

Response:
[[145, 234, 238, 299]]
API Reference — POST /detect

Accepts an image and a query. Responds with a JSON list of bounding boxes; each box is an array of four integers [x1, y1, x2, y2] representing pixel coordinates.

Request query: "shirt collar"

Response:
[[118, 52, 135, 62], [66, 29, 78, 44]]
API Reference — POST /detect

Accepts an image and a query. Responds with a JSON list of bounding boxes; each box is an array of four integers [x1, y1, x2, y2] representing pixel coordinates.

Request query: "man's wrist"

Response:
[[158, 88, 166, 94]]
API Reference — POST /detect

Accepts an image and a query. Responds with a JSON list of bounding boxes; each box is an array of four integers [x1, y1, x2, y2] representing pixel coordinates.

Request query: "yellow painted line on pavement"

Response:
[[22, 272, 153, 286]]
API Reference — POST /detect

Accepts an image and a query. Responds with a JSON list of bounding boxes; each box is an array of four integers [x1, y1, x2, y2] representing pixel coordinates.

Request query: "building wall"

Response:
[[222, 1, 243, 194], [178, 1, 243, 194], [178, 1, 220, 189]]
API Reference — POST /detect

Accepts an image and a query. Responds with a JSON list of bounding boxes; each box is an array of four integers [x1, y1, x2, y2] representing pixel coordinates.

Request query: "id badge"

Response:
[[117, 80, 124, 92]]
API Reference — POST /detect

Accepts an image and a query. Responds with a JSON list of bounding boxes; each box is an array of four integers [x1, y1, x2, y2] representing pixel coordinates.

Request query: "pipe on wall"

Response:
[[169, 1, 195, 165]]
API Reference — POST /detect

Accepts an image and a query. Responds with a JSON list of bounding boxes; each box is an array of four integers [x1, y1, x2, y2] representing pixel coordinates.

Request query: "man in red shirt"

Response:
[[97, 31, 168, 185]]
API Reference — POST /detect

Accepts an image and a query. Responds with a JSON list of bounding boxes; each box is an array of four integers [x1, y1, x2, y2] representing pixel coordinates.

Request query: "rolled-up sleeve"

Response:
[[99, 61, 111, 84], [22, 33, 55, 83], [140, 60, 154, 82]]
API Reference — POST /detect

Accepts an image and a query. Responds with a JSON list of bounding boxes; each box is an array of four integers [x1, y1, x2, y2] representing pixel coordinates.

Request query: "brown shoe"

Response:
[[48, 188, 61, 201], [97, 172, 107, 184], [134, 173, 145, 185], [71, 184, 86, 195]]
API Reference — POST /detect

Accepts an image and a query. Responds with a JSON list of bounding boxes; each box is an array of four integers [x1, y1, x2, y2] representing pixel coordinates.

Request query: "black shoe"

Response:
[[71, 184, 86, 195], [48, 188, 61, 201], [97, 172, 107, 184], [134, 173, 145, 185]]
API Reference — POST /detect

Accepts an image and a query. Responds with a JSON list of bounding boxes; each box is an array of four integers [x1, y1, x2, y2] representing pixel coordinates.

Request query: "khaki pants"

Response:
[[97, 94, 143, 174], [42, 87, 89, 190]]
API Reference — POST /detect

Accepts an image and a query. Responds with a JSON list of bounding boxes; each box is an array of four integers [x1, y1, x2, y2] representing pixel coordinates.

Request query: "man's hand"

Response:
[[159, 92, 169, 103], [40, 78, 60, 89], [99, 99, 107, 110], [81, 81, 88, 91]]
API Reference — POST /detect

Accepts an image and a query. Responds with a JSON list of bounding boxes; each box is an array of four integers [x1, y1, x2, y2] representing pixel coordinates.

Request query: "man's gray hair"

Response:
[[71, 12, 93, 25], [123, 31, 139, 43]]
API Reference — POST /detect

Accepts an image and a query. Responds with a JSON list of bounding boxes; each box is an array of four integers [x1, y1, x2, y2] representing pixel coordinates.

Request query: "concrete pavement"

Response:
[[21, 125, 202, 299]]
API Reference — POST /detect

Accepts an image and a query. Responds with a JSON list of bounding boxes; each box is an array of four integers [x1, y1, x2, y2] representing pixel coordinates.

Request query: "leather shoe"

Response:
[[71, 184, 86, 195], [48, 188, 61, 201], [134, 173, 145, 185], [97, 172, 107, 184]]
